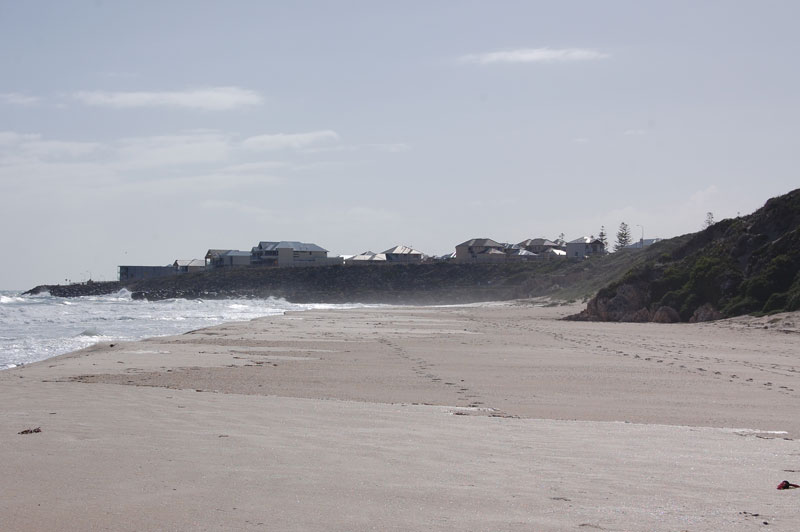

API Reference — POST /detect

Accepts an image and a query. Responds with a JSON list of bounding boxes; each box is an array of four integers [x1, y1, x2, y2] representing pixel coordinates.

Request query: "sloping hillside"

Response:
[[570, 188, 800, 322]]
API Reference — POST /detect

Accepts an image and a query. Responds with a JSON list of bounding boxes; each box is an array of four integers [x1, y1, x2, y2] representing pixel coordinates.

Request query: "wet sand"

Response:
[[2, 302, 799, 531]]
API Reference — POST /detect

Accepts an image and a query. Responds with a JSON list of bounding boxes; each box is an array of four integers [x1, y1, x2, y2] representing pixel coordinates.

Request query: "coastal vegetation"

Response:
[[572, 188, 800, 322]]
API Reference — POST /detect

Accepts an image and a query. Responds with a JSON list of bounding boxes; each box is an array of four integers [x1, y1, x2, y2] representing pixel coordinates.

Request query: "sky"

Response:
[[1, 1, 798, 289]]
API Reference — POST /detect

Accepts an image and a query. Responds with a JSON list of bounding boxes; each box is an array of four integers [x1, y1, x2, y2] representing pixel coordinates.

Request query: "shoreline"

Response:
[[2, 303, 799, 531]]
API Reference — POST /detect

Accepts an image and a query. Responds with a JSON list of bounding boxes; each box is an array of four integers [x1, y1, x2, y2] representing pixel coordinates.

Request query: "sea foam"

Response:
[[0, 290, 378, 370]]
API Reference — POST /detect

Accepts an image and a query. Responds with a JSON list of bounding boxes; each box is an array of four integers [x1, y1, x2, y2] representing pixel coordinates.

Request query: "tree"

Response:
[[614, 222, 632, 251], [704, 212, 715, 229], [598, 226, 608, 249]]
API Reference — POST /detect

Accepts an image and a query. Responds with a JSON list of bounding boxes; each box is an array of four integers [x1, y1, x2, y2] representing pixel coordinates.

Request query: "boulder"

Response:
[[652, 306, 681, 323], [689, 303, 723, 323]]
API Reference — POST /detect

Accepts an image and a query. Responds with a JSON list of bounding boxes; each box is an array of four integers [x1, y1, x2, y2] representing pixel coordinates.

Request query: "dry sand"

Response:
[[1, 302, 799, 531]]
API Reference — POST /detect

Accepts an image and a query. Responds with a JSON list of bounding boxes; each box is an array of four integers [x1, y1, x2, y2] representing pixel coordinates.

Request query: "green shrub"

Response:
[[762, 292, 788, 313]]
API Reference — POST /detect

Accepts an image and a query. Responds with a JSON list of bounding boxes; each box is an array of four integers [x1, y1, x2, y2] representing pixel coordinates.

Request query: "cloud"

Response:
[[242, 130, 340, 151], [0, 131, 99, 161], [113, 131, 233, 169], [460, 47, 609, 65], [0, 92, 39, 106], [623, 129, 647, 136], [301, 142, 410, 154], [0, 131, 41, 145], [20, 140, 100, 159], [74, 86, 263, 110]]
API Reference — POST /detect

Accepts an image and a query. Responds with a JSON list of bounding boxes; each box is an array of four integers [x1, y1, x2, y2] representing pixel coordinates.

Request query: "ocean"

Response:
[[0, 289, 375, 370]]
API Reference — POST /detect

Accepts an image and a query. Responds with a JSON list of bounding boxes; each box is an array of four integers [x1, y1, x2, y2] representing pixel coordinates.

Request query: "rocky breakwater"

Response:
[[125, 263, 545, 304], [24, 280, 123, 298]]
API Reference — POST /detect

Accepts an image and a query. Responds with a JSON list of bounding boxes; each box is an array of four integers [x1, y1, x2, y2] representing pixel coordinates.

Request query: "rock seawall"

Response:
[[26, 263, 569, 304]]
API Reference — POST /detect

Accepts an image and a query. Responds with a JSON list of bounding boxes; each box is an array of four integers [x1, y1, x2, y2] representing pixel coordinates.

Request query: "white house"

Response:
[[566, 237, 606, 259]]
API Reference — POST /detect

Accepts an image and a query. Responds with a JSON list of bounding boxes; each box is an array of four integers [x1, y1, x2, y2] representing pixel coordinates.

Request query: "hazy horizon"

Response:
[[2, 1, 798, 289]]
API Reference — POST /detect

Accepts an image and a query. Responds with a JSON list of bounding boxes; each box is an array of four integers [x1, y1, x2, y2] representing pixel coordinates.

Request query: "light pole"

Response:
[[635, 225, 644, 248]]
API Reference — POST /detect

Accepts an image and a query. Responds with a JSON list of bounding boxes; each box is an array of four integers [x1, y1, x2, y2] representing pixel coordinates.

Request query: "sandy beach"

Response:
[[2, 302, 799, 531]]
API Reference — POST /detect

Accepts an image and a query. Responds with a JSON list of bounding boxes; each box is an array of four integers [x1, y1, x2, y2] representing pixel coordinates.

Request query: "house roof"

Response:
[[258, 241, 328, 253], [543, 248, 567, 256], [567, 237, 603, 245], [457, 238, 503, 248], [205, 249, 233, 258], [174, 259, 205, 267], [518, 238, 557, 247], [348, 251, 387, 261], [382, 245, 423, 255], [223, 250, 252, 257]]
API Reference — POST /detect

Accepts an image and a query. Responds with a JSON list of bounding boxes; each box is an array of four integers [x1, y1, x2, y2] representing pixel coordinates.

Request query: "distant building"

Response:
[[455, 238, 506, 263], [382, 245, 424, 264], [173, 259, 206, 273], [251, 241, 329, 267], [566, 237, 606, 259], [118, 265, 175, 282], [345, 251, 387, 265], [518, 238, 561, 254], [205, 249, 252, 269], [507, 248, 538, 261], [539, 248, 567, 258]]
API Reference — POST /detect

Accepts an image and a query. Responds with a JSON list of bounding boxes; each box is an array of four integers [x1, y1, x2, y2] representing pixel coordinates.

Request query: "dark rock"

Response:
[[652, 306, 681, 323], [689, 303, 724, 323]]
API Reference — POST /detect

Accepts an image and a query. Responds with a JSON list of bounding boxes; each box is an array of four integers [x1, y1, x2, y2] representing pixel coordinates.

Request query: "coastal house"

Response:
[[345, 251, 387, 264], [205, 249, 252, 269], [518, 238, 561, 254], [566, 237, 606, 259], [382, 245, 424, 264], [173, 259, 206, 273], [251, 241, 329, 268], [455, 238, 506, 263]]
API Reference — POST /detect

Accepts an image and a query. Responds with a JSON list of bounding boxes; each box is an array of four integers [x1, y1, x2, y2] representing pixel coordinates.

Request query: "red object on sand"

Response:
[[776, 480, 800, 490]]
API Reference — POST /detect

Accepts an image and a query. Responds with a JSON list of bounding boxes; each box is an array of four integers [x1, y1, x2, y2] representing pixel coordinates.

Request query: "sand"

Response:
[[1, 302, 798, 531]]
